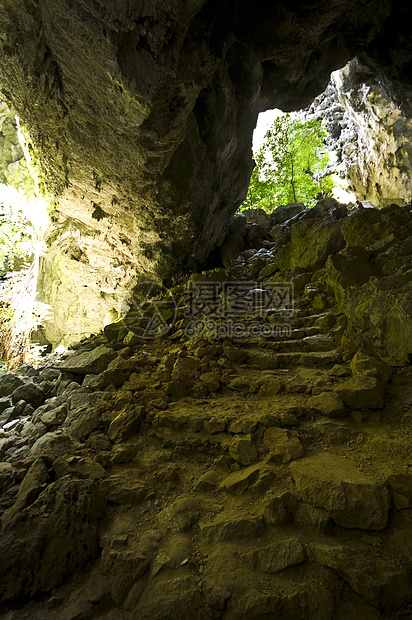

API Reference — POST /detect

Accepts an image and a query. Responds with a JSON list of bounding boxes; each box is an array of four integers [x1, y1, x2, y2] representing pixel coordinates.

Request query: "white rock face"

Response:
[[306, 62, 412, 206]]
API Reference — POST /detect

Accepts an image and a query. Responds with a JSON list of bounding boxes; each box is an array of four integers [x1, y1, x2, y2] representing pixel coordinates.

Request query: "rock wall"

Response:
[[0, 101, 35, 194], [306, 60, 412, 206], [36, 212, 144, 346], [1, 1, 412, 343]]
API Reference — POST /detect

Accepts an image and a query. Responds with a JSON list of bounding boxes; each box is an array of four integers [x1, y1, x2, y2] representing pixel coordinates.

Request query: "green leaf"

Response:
[[239, 113, 334, 213]]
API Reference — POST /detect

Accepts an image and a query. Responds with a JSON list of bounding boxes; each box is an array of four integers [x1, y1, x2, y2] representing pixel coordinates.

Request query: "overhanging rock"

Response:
[[1, 1, 411, 341]]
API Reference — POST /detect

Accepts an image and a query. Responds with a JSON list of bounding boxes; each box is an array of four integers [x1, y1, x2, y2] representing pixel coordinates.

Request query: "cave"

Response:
[[1, 1, 412, 618]]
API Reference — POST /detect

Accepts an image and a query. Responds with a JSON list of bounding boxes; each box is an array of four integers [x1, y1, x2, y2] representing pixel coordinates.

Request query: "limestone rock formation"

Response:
[[325, 204, 412, 364], [1, 1, 412, 341], [0, 101, 34, 193], [306, 60, 412, 206]]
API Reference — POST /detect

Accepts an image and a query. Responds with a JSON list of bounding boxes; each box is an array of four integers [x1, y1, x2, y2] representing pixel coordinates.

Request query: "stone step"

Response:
[[222, 325, 334, 351], [299, 310, 340, 326], [150, 390, 307, 435], [247, 349, 340, 369], [220, 363, 339, 397], [278, 350, 341, 368], [267, 334, 336, 353], [290, 453, 390, 530]]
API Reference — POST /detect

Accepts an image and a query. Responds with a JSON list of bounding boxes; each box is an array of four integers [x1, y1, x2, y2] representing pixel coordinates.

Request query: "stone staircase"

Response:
[[1, 259, 412, 619]]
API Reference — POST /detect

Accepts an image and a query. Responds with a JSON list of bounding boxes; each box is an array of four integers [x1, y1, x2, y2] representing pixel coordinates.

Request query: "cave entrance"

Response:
[[0, 102, 50, 371], [246, 61, 412, 215], [242, 74, 360, 215]]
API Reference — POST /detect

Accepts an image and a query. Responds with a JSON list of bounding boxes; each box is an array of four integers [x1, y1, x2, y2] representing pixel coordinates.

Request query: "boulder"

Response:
[[29, 431, 73, 458], [290, 453, 390, 529], [341, 271, 412, 365], [242, 538, 306, 573], [334, 375, 384, 409], [53, 456, 106, 480], [0, 461, 13, 493], [194, 469, 220, 492], [65, 405, 102, 441], [263, 427, 304, 463], [1, 458, 49, 530], [350, 352, 391, 384], [387, 473, 412, 510], [104, 321, 127, 343], [315, 197, 342, 214], [294, 503, 330, 532], [262, 490, 298, 526], [40, 403, 68, 426], [107, 355, 135, 371], [270, 223, 291, 245], [39, 380, 56, 400], [0, 396, 11, 414], [198, 370, 221, 393], [67, 390, 104, 411], [0, 478, 106, 603], [11, 383, 45, 408], [363, 434, 412, 462], [82, 368, 128, 389], [99, 475, 147, 506], [32, 395, 66, 423], [110, 443, 138, 464], [0, 406, 15, 429], [309, 392, 347, 418], [56, 345, 117, 375], [219, 465, 260, 495], [107, 406, 145, 443], [341, 204, 412, 250], [200, 513, 264, 544], [171, 356, 201, 385], [326, 247, 378, 306], [242, 208, 272, 228], [228, 434, 259, 466], [273, 219, 345, 271], [228, 418, 257, 434], [270, 203, 306, 225], [312, 543, 412, 610], [373, 237, 412, 276], [158, 497, 203, 533], [0, 374, 24, 397]]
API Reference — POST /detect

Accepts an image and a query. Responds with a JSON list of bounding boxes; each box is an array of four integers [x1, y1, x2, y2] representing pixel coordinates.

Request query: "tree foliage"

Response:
[[241, 113, 334, 212], [0, 196, 35, 276]]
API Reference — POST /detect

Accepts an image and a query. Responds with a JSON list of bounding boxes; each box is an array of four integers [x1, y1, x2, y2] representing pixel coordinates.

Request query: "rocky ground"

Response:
[[1, 201, 412, 619]]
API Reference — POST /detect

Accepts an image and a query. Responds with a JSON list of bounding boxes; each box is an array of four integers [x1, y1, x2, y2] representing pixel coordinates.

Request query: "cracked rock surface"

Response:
[[1, 1, 412, 342], [1, 205, 412, 618]]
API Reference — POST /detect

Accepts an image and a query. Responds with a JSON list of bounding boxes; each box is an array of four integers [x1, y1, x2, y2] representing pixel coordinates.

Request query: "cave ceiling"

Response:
[[0, 0, 411, 281]]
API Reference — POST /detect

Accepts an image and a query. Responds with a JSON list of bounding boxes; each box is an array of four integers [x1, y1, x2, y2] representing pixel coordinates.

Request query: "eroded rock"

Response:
[[0, 477, 106, 603], [290, 453, 390, 529], [309, 392, 347, 418], [334, 375, 384, 409], [273, 219, 345, 272], [1, 1, 409, 341], [0, 374, 24, 397], [57, 345, 117, 375]]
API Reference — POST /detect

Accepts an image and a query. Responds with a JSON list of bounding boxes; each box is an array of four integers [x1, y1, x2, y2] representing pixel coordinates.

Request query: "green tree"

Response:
[[0, 193, 37, 276], [241, 113, 334, 211]]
